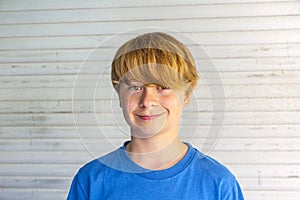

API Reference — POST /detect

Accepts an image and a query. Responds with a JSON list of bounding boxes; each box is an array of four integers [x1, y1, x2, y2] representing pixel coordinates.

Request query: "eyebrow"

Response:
[[113, 79, 143, 87], [127, 79, 142, 84], [123, 79, 143, 85]]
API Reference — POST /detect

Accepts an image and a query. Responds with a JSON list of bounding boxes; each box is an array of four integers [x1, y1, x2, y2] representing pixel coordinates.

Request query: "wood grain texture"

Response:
[[0, 0, 300, 199]]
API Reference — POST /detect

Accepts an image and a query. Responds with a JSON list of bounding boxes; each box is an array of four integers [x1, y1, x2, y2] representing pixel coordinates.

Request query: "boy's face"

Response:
[[118, 79, 190, 139]]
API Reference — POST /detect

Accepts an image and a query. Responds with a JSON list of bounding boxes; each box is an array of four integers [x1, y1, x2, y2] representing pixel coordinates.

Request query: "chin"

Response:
[[130, 125, 165, 139]]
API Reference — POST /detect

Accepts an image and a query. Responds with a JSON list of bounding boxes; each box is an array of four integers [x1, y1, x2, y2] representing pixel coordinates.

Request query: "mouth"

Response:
[[136, 113, 164, 120]]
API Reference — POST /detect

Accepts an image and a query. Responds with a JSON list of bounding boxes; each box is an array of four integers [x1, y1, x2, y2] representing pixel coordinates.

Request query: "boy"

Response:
[[67, 32, 244, 199]]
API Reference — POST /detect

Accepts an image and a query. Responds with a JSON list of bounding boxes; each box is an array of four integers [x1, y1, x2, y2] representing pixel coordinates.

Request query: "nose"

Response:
[[139, 85, 159, 108]]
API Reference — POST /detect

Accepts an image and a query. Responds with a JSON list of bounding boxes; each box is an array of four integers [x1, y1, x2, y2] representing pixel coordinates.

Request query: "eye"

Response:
[[128, 85, 143, 91], [156, 85, 170, 90]]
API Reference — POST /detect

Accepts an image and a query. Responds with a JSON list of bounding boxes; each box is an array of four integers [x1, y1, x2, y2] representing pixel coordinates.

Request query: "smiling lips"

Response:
[[136, 113, 164, 120]]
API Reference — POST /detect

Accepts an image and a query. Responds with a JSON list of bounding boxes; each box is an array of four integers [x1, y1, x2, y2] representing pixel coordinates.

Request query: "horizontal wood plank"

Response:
[[2, 28, 300, 46], [1, 1, 299, 199], [0, 138, 299, 151], [1, 84, 299, 101], [1, 163, 299, 178], [1, 125, 300, 139], [1, 57, 300, 76], [2, 43, 300, 62], [0, 176, 299, 191], [244, 191, 300, 200], [0, 189, 68, 200], [1, 1, 300, 21], [2, 13, 300, 34], [1, 98, 299, 114], [1, 71, 300, 88], [0, 0, 295, 11], [1, 189, 300, 200], [0, 111, 300, 126], [0, 150, 299, 164]]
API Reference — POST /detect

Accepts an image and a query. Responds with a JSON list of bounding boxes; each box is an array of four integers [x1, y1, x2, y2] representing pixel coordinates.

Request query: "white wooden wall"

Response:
[[1, 0, 300, 199]]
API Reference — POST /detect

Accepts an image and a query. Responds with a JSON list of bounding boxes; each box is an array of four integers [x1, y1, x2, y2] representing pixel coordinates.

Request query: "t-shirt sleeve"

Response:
[[66, 174, 88, 200], [223, 178, 244, 200]]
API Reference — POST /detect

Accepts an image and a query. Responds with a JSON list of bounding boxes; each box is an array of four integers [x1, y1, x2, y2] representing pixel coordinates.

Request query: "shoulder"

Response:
[[190, 147, 244, 199], [77, 158, 106, 177], [67, 150, 122, 200], [76, 149, 121, 178], [192, 148, 236, 180], [72, 148, 125, 188]]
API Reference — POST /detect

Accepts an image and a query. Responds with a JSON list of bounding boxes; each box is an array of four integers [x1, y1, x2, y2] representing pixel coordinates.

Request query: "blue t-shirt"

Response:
[[67, 142, 244, 200]]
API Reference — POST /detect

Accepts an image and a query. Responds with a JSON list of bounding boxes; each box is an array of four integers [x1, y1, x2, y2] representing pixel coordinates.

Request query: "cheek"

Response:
[[119, 93, 129, 111], [120, 94, 139, 111], [160, 95, 183, 111]]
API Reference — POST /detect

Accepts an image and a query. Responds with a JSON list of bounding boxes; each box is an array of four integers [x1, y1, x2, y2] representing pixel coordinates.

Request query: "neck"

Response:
[[126, 134, 188, 170]]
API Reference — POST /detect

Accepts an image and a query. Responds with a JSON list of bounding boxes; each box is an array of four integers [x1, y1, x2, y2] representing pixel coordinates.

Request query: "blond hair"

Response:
[[111, 32, 199, 94]]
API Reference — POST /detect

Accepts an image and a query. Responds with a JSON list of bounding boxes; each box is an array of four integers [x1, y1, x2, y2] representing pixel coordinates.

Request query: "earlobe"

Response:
[[117, 92, 123, 109], [119, 96, 124, 109], [184, 94, 191, 106]]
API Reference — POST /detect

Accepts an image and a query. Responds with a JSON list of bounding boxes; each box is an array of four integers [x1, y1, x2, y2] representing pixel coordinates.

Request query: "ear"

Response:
[[119, 97, 124, 109], [119, 100, 122, 108], [116, 90, 123, 109], [183, 92, 192, 106]]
